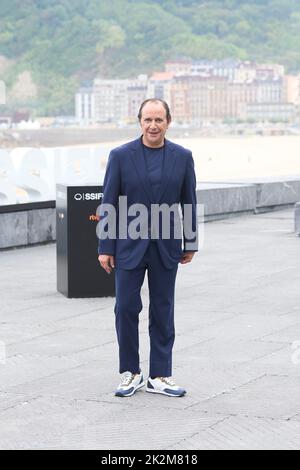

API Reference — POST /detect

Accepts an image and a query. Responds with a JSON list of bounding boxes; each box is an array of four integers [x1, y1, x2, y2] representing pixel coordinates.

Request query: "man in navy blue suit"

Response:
[[98, 99, 198, 397]]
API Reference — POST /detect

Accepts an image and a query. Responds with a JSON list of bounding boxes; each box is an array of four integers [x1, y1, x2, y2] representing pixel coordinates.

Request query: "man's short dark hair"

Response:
[[138, 99, 172, 123]]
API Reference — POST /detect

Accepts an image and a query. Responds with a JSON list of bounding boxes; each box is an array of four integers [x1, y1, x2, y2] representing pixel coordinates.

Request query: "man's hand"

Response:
[[179, 251, 195, 265], [98, 254, 115, 274]]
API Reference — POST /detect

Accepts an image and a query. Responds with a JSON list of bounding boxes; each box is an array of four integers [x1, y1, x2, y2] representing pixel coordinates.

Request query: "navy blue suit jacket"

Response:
[[98, 137, 198, 270]]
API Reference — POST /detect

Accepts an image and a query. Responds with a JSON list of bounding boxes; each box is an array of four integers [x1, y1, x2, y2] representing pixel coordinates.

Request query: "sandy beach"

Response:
[[176, 136, 300, 182], [84, 135, 300, 182]]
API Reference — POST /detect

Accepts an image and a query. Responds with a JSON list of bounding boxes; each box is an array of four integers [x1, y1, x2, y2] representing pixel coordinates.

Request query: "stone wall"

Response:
[[0, 208, 56, 249]]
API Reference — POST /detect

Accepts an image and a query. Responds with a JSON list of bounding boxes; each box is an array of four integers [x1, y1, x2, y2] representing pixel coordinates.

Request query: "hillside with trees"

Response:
[[1, 0, 300, 115]]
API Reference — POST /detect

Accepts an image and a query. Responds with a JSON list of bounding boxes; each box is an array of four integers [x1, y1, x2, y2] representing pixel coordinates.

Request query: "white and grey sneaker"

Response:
[[115, 371, 145, 397], [146, 377, 186, 397]]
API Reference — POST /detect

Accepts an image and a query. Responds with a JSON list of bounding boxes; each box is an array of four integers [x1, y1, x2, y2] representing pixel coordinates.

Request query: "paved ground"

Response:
[[0, 208, 300, 450]]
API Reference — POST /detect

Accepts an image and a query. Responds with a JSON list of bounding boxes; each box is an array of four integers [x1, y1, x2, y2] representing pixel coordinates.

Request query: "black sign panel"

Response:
[[56, 184, 115, 298]]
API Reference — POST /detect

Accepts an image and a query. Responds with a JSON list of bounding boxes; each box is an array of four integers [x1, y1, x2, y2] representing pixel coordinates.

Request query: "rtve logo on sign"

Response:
[[74, 193, 103, 201]]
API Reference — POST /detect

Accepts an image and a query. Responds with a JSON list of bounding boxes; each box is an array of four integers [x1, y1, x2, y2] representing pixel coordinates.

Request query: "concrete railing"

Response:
[[0, 202, 56, 249], [199, 176, 300, 220], [1, 177, 300, 249]]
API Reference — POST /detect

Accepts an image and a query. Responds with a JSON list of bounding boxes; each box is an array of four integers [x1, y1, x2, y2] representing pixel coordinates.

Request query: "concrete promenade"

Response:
[[0, 208, 300, 450]]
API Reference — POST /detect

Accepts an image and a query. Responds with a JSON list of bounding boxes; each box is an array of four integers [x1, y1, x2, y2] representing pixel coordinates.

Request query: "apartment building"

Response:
[[283, 74, 300, 104], [75, 86, 95, 123], [147, 72, 174, 104], [242, 102, 297, 121], [127, 75, 148, 121], [93, 79, 129, 123], [75, 60, 299, 124], [170, 75, 190, 123], [165, 60, 192, 76]]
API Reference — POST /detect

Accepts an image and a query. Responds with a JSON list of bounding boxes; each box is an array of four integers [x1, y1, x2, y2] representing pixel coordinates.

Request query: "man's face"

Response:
[[140, 101, 170, 147]]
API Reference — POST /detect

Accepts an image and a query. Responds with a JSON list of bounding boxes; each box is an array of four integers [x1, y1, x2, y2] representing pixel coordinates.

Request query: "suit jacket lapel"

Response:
[[129, 137, 178, 204]]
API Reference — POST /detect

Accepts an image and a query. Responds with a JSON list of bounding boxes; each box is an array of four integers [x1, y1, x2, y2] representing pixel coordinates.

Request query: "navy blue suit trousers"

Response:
[[114, 241, 178, 377]]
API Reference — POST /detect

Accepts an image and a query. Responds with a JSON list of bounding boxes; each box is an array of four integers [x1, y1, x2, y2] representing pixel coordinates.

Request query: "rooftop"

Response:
[[150, 72, 174, 81]]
